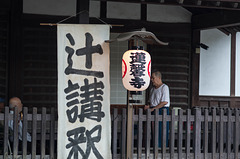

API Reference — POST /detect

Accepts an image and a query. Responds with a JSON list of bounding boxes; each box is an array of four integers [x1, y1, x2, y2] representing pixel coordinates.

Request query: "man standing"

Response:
[[144, 70, 170, 147]]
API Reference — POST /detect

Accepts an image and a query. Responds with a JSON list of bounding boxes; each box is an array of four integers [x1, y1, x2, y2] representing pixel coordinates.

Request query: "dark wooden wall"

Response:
[[148, 24, 192, 109], [16, 16, 193, 109], [1, 1, 238, 109], [22, 24, 57, 108], [199, 96, 240, 108], [0, 4, 10, 103], [0, 3, 193, 109]]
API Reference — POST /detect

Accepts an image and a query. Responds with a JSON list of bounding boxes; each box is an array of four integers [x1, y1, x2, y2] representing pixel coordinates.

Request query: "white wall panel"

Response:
[[107, 2, 140, 20], [236, 32, 240, 96], [23, 0, 100, 17], [199, 29, 231, 96], [147, 4, 191, 22]]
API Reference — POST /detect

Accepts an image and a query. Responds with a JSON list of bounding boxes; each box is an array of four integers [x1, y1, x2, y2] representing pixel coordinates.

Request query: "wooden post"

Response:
[[112, 109, 118, 158], [138, 109, 143, 158], [121, 109, 127, 159], [186, 109, 191, 159], [204, 109, 209, 159], [50, 107, 55, 159], [22, 107, 28, 158], [194, 108, 201, 159], [234, 109, 239, 159], [31, 108, 37, 158], [3, 107, 9, 158], [126, 90, 133, 159], [227, 109, 232, 159], [41, 108, 47, 159], [211, 108, 216, 159], [191, 30, 200, 108], [126, 40, 134, 159], [76, 0, 89, 24], [230, 32, 236, 107], [8, 0, 23, 99], [170, 109, 175, 159]]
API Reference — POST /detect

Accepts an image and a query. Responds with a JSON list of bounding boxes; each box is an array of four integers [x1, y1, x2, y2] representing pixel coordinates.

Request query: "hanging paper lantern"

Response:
[[122, 47, 151, 91]]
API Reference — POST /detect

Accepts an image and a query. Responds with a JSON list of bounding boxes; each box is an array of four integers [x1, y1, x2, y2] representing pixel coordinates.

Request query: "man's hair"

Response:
[[152, 70, 162, 78]]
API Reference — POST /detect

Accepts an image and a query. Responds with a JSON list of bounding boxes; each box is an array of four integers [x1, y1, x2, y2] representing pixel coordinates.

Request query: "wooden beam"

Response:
[[191, 30, 200, 107], [141, 3, 147, 21], [230, 32, 236, 96], [192, 10, 240, 30], [93, 0, 240, 10], [8, 0, 23, 99], [218, 28, 230, 36], [76, 0, 89, 24], [100, 1, 107, 18]]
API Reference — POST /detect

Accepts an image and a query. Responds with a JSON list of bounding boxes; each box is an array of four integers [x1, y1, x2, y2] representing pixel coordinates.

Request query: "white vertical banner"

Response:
[[57, 24, 111, 159]]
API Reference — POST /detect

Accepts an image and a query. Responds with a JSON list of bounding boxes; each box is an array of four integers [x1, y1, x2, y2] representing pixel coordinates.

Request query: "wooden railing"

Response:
[[1, 107, 240, 158], [111, 107, 240, 159], [0, 107, 56, 159]]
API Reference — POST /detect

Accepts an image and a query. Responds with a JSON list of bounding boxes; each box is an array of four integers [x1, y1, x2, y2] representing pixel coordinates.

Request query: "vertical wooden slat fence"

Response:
[[31, 107, 37, 158], [50, 107, 55, 159], [121, 108, 127, 159], [22, 107, 28, 158], [112, 107, 240, 159], [185, 109, 191, 159], [3, 107, 9, 159], [154, 109, 159, 159], [234, 109, 239, 159], [1, 107, 240, 158], [219, 109, 224, 159], [138, 109, 143, 159], [13, 107, 19, 159], [145, 108, 151, 158], [0, 107, 57, 159], [170, 109, 175, 159], [41, 108, 46, 159]]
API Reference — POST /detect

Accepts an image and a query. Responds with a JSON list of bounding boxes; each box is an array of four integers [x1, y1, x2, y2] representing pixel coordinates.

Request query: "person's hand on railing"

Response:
[[144, 105, 150, 110]]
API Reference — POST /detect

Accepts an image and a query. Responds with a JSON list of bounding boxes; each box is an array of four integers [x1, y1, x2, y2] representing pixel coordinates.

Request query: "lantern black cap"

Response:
[[131, 46, 143, 50], [105, 28, 169, 45]]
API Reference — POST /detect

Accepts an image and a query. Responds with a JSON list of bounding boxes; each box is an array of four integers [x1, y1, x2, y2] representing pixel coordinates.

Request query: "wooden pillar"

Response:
[[141, 4, 147, 21], [100, 1, 107, 19], [230, 31, 236, 97], [191, 30, 200, 107], [126, 40, 134, 159], [230, 31, 236, 107], [76, 0, 89, 24], [126, 90, 133, 159], [8, 0, 23, 99]]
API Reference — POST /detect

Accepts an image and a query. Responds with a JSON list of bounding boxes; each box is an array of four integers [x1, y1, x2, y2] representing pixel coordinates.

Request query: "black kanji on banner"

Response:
[[78, 78, 105, 122], [66, 125, 103, 159], [129, 52, 146, 88], [64, 33, 104, 78], [65, 80, 80, 123], [63, 31, 106, 159], [76, 33, 103, 69]]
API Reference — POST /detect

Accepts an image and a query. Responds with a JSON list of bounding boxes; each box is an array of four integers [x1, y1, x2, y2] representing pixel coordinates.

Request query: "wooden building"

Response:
[[0, 0, 240, 110]]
